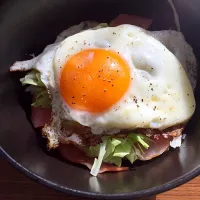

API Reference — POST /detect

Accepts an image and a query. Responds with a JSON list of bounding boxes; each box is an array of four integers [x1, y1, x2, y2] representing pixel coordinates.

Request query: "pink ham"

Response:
[[31, 107, 51, 128], [138, 136, 171, 161], [110, 14, 153, 29], [136, 126, 184, 160], [59, 144, 128, 173]]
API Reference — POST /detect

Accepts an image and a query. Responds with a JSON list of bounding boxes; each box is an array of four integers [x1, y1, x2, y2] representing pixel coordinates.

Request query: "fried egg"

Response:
[[10, 22, 196, 140]]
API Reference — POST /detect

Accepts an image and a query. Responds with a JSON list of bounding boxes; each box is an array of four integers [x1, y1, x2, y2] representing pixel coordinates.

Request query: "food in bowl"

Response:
[[10, 13, 197, 176]]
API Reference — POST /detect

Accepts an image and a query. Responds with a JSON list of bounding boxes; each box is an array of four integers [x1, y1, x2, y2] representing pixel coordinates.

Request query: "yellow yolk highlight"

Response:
[[60, 49, 131, 113]]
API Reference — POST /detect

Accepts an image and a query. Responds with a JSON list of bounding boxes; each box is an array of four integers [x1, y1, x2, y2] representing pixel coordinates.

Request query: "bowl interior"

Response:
[[0, 0, 200, 199]]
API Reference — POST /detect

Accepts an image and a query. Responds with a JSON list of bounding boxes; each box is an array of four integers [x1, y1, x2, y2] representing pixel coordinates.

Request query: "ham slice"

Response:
[[110, 14, 153, 29], [31, 107, 51, 128], [136, 126, 184, 160], [58, 144, 128, 173], [138, 136, 171, 161]]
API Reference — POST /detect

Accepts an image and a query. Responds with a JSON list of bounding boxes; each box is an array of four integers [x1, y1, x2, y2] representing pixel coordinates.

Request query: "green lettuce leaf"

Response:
[[103, 137, 115, 159], [111, 138, 122, 146], [87, 145, 100, 157], [87, 133, 151, 176], [20, 70, 45, 87], [104, 154, 122, 167], [128, 134, 150, 149], [31, 90, 51, 108], [20, 70, 51, 108], [126, 148, 137, 164], [113, 141, 131, 157]]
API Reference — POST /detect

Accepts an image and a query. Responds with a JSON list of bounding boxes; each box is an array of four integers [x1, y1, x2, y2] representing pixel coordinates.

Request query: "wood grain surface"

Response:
[[0, 158, 200, 200]]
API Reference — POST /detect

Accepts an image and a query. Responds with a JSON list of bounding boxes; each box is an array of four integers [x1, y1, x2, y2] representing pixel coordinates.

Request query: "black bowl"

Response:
[[0, 0, 200, 199]]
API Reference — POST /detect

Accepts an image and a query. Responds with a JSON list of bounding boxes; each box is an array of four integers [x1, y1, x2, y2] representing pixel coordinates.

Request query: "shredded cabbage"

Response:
[[87, 133, 151, 176], [31, 90, 51, 108], [20, 70, 51, 108], [90, 140, 107, 176], [20, 70, 45, 87]]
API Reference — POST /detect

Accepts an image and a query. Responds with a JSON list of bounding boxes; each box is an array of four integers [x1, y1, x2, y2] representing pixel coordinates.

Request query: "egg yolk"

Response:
[[60, 49, 131, 113]]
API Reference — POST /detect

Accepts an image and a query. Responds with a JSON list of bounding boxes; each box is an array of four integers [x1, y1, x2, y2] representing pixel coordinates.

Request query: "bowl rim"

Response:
[[1, 145, 200, 199]]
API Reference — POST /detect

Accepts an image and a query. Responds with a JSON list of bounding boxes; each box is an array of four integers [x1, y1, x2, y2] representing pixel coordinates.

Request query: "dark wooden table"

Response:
[[0, 158, 200, 200]]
